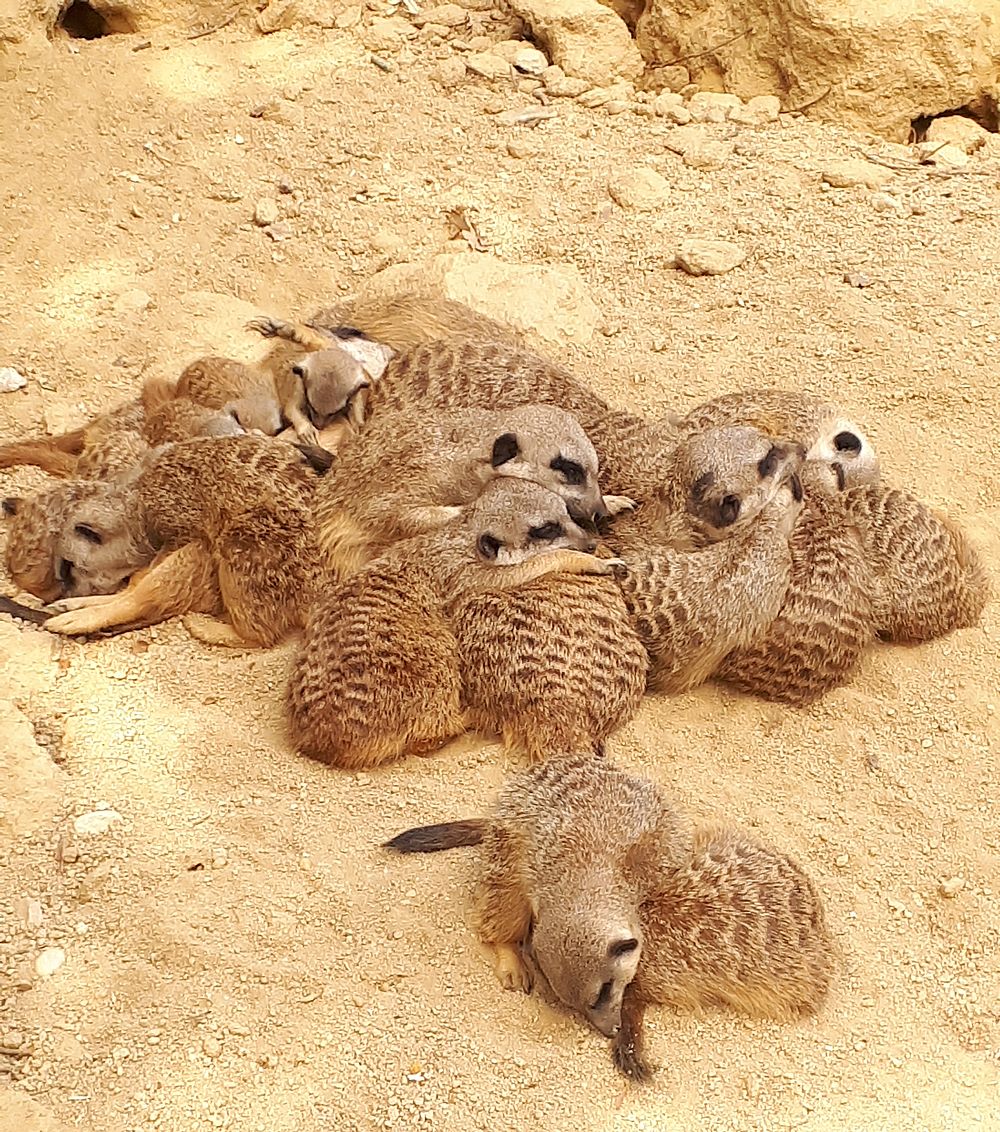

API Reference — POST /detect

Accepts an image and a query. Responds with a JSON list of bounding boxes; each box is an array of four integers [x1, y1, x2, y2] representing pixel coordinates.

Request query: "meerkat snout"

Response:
[[469, 479, 600, 566]]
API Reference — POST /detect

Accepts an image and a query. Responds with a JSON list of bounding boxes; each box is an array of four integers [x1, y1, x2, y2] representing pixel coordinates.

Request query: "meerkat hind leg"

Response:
[[476, 832, 534, 994]]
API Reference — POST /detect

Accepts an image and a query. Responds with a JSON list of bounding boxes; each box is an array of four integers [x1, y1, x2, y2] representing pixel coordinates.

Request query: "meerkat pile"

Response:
[[0, 290, 989, 1083]]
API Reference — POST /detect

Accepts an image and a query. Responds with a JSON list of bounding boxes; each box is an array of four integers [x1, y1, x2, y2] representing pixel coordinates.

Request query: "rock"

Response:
[[924, 114, 991, 153], [73, 807, 122, 836], [15, 897, 43, 928], [265, 221, 293, 242], [546, 73, 593, 97], [34, 946, 65, 979], [675, 238, 747, 276], [414, 3, 467, 26], [433, 57, 467, 88], [820, 159, 894, 190], [645, 63, 690, 92], [77, 860, 114, 903], [506, 138, 539, 158], [465, 52, 513, 80], [507, 0, 643, 86], [358, 253, 602, 346], [682, 139, 732, 170], [514, 46, 549, 74], [916, 141, 970, 168], [256, 0, 344, 32], [729, 93, 781, 125], [113, 288, 152, 315], [253, 199, 280, 227], [203, 1036, 223, 1058], [0, 367, 26, 392], [0, 703, 63, 843], [938, 876, 966, 898], [687, 91, 742, 122], [871, 191, 908, 215], [608, 167, 670, 211], [843, 271, 872, 288], [495, 105, 557, 126]]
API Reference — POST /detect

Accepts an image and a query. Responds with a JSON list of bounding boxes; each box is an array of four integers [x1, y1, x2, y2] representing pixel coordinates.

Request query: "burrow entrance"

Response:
[[56, 1, 136, 39]]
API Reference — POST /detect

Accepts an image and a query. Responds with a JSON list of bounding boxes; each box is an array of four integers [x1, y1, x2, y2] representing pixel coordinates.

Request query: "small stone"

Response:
[[545, 73, 590, 98], [675, 238, 746, 276], [433, 57, 466, 88], [253, 199, 279, 227], [465, 52, 512, 80], [73, 807, 122, 836], [1, 1030, 24, 1049], [495, 105, 556, 127], [211, 848, 228, 869], [686, 91, 742, 123], [506, 139, 538, 159], [577, 86, 612, 108], [652, 91, 692, 123], [648, 63, 689, 93], [608, 167, 670, 211], [843, 271, 871, 288], [513, 46, 548, 75], [15, 897, 43, 928], [730, 94, 781, 126], [34, 946, 65, 979], [871, 191, 907, 215], [202, 1036, 223, 1058], [417, 3, 467, 26], [916, 141, 969, 168], [924, 114, 991, 154], [60, 843, 79, 863], [604, 99, 630, 114], [835, 853, 849, 868], [820, 159, 893, 190], [264, 221, 292, 242], [938, 876, 965, 899], [277, 177, 295, 194], [0, 367, 27, 393], [682, 140, 732, 171]]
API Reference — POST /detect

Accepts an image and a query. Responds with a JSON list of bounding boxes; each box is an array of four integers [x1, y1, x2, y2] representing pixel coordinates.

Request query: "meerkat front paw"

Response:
[[294, 422, 321, 449], [45, 594, 118, 613], [492, 944, 533, 994], [44, 608, 106, 635], [604, 495, 638, 516], [245, 315, 281, 338], [588, 557, 628, 579]]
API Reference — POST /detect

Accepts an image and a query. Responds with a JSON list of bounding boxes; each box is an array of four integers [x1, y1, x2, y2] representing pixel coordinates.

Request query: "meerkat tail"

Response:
[[383, 819, 486, 854], [0, 594, 51, 626], [0, 439, 82, 477], [295, 444, 336, 474]]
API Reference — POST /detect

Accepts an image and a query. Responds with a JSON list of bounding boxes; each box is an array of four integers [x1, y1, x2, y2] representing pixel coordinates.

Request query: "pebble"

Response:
[[682, 140, 732, 171], [916, 141, 969, 168], [871, 191, 907, 215], [1, 1030, 24, 1049], [265, 221, 292, 242], [73, 807, 122, 836], [34, 946, 65, 979], [465, 51, 511, 80], [211, 848, 228, 869], [820, 159, 893, 190], [495, 105, 556, 127], [513, 47, 548, 75], [433, 57, 466, 88], [253, 198, 280, 227], [938, 876, 965, 898], [506, 139, 538, 159], [608, 167, 670, 211], [687, 91, 742, 123], [924, 114, 991, 154], [0, 367, 27, 392], [843, 271, 871, 288], [835, 853, 849, 868], [16, 897, 43, 928], [202, 1036, 223, 1058], [675, 238, 746, 276], [729, 94, 781, 126], [652, 91, 691, 124], [417, 3, 467, 26], [277, 177, 295, 194]]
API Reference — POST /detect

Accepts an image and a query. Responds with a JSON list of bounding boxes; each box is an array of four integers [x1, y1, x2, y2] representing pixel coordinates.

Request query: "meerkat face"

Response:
[[670, 426, 804, 541], [202, 408, 247, 439], [293, 349, 370, 430], [528, 905, 643, 1038], [808, 415, 879, 490], [468, 480, 598, 565], [487, 405, 609, 526], [227, 391, 283, 437]]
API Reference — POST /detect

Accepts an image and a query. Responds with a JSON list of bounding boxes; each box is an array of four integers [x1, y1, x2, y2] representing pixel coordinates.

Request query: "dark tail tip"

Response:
[[0, 595, 51, 626], [296, 444, 335, 474], [383, 819, 485, 854]]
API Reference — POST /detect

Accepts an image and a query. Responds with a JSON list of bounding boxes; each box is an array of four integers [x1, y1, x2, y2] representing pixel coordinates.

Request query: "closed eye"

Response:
[[529, 522, 563, 541], [757, 446, 781, 478], [590, 980, 613, 1011], [550, 455, 585, 486]]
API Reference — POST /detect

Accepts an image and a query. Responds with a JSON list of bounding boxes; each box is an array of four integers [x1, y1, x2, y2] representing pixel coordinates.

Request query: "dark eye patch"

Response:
[[291, 364, 306, 379], [690, 470, 715, 502], [2, 497, 20, 517], [608, 937, 639, 959], [590, 980, 613, 1012], [491, 432, 519, 468], [529, 522, 563, 541], [550, 455, 585, 486], [74, 523, 103, 545], [834, 430, 863, 454], [718, 494, 741, 526], [477, 533, 501, 560], [757, 446, 781, 478]]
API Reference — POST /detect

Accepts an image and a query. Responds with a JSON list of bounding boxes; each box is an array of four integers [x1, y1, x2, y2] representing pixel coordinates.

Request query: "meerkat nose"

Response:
[[584, 539, 598, 553]]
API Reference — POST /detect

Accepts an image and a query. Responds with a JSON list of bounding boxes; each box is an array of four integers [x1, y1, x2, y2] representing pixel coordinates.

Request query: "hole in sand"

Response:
[[57, 1, 136, 40], [910, 100, 999, 142]]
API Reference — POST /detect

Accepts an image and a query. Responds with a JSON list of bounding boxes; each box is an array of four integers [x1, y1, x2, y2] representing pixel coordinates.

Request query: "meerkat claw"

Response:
[[245, 315, 280, 338], [605, 495, 638, 516], [493, 945, 533, 994]]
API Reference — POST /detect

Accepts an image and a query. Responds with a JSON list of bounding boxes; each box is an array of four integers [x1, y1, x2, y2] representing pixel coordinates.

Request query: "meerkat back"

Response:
[[717, 481, 876, 705], [453, 572, 648, 761]]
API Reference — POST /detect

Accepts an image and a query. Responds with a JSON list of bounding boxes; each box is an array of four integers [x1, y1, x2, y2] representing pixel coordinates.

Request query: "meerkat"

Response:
[[602, 426, 804, 694], [674, 388, 879, 490], [385, 753, 834, 1081], [716, 462, 876, 705], [839, 484, 989, 642], [9, 436, 332, 647], [287, 480, 625, 769], [312, 402, 629, 578]]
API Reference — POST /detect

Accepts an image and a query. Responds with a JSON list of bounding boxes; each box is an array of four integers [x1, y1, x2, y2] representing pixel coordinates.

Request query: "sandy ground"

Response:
[[1, 15, 998, 1132]]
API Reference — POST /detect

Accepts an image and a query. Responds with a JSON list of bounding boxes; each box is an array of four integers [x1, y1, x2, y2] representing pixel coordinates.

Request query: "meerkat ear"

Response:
[[2, 497, 20, 516], [476, 533, 501, 560], [491, 432, 520, 467], [608, 937, 639, 959], [74, 523, 104, 545]]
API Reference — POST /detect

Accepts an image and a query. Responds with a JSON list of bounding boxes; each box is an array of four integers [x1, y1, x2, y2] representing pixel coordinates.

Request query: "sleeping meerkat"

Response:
[[385, 753, 834, 1081], [604, 426, 804, 694], [286, 480, 625, 769], [312, 402, 631, 578], [7, 436, 333, 646], [674, 388, 879, 490]]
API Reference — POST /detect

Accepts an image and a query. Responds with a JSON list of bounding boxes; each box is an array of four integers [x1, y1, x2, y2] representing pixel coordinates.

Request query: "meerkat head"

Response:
[[198, 408, 246, 439], [528, 896, 643, 1038], [4, 482, 142, 602], [485, 405, 609, 526], [292, 348, 371, 431], [467, 479, 598, 565], [664, 425, 803, 541], [807, 411, 879, 490], [225, 389, 283, 437]]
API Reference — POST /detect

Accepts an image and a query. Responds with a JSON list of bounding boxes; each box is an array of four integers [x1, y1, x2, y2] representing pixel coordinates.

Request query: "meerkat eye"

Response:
[[2, 497, 20, 516], [757, 446, 782, 478], [590, 980, 613, 1011], [718, 495, 741, 526], [291, 364, 306, 379], [477, 533, 502, 560], [528, 522, 563, 541], [690, 470, 715, 502], [550, 455, 585, 486], [834, 430, 863, 455], [74, 523, 104, 545]]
